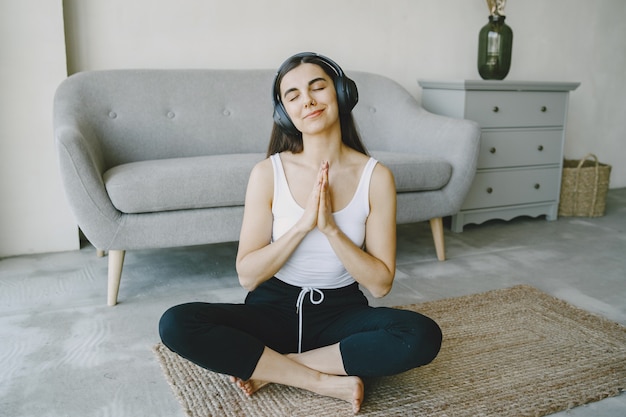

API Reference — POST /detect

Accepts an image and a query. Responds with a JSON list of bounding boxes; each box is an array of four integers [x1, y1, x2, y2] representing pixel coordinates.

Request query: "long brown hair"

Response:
[[266, 54, 368, 157]]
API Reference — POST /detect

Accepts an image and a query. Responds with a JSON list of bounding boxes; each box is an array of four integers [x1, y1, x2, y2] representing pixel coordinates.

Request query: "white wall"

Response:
[[63, 0, 626, 191], [0, 0, 79, 257]]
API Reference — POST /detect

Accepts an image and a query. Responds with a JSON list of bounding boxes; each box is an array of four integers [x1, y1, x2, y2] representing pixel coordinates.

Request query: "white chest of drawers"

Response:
[[418, 80, 579, 232]]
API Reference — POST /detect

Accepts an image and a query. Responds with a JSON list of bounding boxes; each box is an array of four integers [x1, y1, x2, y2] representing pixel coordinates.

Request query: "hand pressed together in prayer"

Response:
[[299, 160, 338, 236]]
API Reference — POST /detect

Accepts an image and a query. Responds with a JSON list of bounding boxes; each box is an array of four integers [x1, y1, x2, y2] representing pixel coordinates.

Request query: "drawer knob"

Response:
[[486, 187, 494, 194], [541, 106, 547, 112], [538, 145, 544, 151], [489, 147, 496, 154], [534, 183, 541, 190], [492, 106, 500, 113]]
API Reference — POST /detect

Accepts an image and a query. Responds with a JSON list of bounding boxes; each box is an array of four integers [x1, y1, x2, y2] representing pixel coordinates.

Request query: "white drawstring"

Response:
[[295, 287, 325, 354]]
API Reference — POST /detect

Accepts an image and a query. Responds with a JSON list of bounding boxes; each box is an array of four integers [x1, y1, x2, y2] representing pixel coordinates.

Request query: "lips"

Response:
[[304, 109, 324, 119]]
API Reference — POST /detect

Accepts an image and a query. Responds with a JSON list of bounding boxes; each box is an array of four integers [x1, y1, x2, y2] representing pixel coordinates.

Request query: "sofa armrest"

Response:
[[409, 110, 481, 214], [55, 124, 122, 248]]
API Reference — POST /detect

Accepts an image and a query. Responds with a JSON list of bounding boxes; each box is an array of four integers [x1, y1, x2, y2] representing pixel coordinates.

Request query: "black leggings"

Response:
[[159, 278, 442, 381]]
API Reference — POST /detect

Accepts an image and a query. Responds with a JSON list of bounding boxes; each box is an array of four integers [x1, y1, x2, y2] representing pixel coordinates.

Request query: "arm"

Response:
[[318, 163, 397, 298]]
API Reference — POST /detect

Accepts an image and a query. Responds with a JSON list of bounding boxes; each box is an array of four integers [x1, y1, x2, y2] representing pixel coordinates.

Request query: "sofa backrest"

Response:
[[351, 71, 426, 153], [54, 69, 426, 169]]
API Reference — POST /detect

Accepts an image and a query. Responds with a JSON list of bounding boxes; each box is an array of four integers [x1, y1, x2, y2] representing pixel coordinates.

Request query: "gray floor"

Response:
[[1, 189, 625, 417]]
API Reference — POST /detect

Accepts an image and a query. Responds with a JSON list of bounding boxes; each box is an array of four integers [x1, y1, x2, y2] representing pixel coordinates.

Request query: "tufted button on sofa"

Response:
[[53, 69, 480, 305]]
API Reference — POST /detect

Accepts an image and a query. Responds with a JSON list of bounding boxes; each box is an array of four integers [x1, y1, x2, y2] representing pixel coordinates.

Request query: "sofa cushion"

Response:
[[371, 151, 452, 192], [104, 151, 451, 214], [104, 153, 265, 214]]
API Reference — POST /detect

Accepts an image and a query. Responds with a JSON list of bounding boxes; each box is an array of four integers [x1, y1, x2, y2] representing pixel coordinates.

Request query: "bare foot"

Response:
[[314, 374, 364, 414], [229, 376, 271, 397], [231, 374, 363, 413]]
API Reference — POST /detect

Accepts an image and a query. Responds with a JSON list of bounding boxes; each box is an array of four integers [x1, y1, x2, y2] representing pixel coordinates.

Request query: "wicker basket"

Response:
[[558, 153, 611, 217]]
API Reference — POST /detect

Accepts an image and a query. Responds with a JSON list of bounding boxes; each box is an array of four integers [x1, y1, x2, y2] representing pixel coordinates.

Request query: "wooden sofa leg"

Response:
[[429, 217, 446, 261], [107, 250, 126, 306]]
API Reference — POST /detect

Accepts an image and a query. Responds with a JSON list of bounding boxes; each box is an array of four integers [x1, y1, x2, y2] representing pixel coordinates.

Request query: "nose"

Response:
[[302, 92, 316, 107]]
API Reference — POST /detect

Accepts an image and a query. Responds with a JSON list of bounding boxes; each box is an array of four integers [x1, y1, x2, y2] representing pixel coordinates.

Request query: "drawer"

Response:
[[466, 91, 567, 128], [462, 167, 560, 210], [477, 129, 563, 169]]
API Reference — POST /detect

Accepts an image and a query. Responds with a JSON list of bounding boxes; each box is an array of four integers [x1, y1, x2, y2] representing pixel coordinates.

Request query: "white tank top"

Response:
[[270, 153, 378, 289]]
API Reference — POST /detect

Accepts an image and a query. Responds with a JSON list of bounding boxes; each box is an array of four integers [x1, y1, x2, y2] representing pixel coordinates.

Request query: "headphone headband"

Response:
[[272, 52, 358, 136]]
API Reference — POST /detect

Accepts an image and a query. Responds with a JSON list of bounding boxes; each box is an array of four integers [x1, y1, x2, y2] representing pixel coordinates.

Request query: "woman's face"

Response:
[[279, 63, 340, 136]]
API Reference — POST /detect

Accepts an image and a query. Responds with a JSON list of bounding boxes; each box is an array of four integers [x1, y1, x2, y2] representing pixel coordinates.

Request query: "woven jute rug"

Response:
[[153, 285, 626, 416]]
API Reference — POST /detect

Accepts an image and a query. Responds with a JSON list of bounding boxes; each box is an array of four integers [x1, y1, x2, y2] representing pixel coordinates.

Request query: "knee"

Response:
[[158, 303, 196, 348], [404, 314, 442, 368], [418, 316, 442, 365]]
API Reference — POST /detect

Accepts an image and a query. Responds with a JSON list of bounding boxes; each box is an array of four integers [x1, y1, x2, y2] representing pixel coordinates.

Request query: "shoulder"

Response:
[[246, 157, 274, 201], [370, 160, 395, 192], [250, 156, 274, 182], [367, 160, 396, 222]]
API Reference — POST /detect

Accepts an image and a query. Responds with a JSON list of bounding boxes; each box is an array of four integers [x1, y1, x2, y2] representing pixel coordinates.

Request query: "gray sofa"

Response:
[[53, 69, 480, 306]]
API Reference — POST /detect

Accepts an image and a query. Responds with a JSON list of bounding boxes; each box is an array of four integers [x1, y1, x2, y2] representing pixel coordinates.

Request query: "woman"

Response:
[[159, 52, 442, 414]]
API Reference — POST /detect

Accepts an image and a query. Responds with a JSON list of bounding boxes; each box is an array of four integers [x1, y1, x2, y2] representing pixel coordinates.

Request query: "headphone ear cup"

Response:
[[335, 76, 359, 113], [273, 102, 298, 135], [345, 77, 359, 111]]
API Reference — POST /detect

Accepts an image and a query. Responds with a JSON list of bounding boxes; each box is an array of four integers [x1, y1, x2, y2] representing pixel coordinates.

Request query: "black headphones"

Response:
[[272, 52, 358, 136]]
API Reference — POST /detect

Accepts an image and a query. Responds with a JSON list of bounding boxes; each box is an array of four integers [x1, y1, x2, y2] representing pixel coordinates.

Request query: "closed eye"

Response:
[[282, 77, 329, 102], [311, 79, 327, 91]]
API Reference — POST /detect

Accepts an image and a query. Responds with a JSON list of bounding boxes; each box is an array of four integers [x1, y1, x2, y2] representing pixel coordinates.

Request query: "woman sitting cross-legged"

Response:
[[159, 52, 442, 414]]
